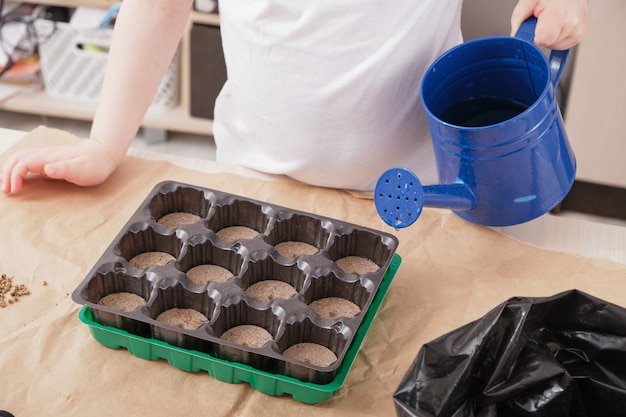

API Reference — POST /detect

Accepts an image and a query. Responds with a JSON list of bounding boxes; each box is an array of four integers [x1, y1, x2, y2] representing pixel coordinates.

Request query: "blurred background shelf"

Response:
[[1, 1, 221, 138], [25, 0, 118, 7], [0, 90, 213, 135]]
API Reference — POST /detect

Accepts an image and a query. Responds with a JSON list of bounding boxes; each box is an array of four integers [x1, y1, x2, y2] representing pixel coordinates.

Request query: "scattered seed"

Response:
[[0, 273, 31, 308]]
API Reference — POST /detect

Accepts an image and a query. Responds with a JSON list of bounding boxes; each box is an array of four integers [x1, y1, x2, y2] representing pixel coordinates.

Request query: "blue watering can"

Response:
[[375, 17, 576, 228]]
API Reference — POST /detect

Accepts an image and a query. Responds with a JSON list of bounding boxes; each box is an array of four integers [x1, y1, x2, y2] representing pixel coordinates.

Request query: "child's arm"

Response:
[[1, 0, 193, 194]]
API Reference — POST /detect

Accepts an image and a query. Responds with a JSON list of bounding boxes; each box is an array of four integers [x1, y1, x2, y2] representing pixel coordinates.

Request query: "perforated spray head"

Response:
[[375, 168, 424, 229]]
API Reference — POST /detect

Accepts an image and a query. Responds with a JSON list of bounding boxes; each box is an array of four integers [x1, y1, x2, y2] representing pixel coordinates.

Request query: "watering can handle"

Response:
[[514, 16, 570, 87]]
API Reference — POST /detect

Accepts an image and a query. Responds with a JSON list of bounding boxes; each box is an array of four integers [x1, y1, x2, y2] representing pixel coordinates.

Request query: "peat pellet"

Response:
[[129, 252, 175, 269], [336, 256, 379, 275], [187, 264, 233, 285], [275, 241, 318, 258], [98, 292, 146, 312], [246, 280, 297, 302], [156, 308, 208, 330], [157, 212, 201, 228], [220, 324, 273, 348], [310, 297, 361, 320], [216, 226, 259, 242], [283, 342, 337, 367]]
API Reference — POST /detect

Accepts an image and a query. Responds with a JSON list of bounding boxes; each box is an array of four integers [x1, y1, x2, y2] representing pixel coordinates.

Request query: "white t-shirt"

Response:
[[213, 1, 463, 192]]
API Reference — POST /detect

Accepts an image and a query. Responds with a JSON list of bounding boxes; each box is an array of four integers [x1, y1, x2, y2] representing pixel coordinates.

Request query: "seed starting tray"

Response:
[[72, 181, 401, 403]]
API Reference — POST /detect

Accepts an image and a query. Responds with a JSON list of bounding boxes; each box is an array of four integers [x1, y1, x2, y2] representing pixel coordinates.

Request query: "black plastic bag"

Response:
[[394, 290, 626, 417]]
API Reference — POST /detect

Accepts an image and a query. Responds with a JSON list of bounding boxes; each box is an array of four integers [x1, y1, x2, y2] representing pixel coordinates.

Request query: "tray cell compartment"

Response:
[[266, 212, 333, 258], [208, 198, 272, 242], [328, 228, 398, 275], [116, 224, 183, 270], [304, 270, 371, 321], [82, 270, 153, 337], [241, 255, 307, 302], [148, 283, 216, 353], [178, 237, 244, 289], [277, 317, 350, 384], [213, 299, 281, 371], [147, 184, 215, 228]]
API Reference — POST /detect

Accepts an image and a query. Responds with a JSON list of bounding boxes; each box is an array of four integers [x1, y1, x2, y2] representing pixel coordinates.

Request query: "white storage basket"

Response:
[[35, 19, 179, 109]]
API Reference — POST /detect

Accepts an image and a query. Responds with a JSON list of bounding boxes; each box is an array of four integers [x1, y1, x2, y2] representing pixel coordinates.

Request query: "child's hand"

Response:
[[511, 0, 587, 50], [1, 139, 119, 194]]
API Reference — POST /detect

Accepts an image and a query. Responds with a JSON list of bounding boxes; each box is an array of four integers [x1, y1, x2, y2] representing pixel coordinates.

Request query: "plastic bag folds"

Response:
[[394, 290, 626, 417]]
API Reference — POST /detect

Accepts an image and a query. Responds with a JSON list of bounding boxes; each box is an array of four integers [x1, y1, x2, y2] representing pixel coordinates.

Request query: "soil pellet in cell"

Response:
[[157, 212, 201, 228], [216, 226, 259, 242], [246, 280, 297, 302], [156, 308, 208, 330], [220, 324, 273, 348], [336, 256, 379, 275], [187, 264, 232, 285], [275, 241, 318, 258], [129, 252, 175, 269], [98, 292, 146, 312], [310, 297, 361, 320], [283, 342, 338, 367]]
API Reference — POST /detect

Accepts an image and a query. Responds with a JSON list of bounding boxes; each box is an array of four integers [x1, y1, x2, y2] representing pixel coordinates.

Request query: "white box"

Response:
[[36, 19, 180, 109]]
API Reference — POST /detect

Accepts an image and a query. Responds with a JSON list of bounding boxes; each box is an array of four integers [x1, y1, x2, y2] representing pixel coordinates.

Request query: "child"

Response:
[[1, 0, 587, 194]]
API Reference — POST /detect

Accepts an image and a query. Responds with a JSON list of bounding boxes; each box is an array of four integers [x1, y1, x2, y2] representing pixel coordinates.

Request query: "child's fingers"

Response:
[[510, 0, 536, 37], [7, 152, 49, 194], [510, 0, 586, 50], [534, 9, 586, 49]]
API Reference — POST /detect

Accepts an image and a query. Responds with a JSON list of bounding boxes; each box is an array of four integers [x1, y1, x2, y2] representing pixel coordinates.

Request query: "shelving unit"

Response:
[[0, 2, 220, 136]]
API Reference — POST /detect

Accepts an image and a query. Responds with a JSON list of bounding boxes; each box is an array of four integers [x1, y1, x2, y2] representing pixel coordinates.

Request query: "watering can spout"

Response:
[[374, 168, 476, 228]]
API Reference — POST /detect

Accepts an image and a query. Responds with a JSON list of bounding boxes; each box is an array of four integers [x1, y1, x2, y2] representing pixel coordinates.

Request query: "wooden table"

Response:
[[0, 127, 624, 416]]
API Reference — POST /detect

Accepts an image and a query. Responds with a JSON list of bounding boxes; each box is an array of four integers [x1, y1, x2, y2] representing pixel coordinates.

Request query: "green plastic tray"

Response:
[[78, 253, 401, 404]]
